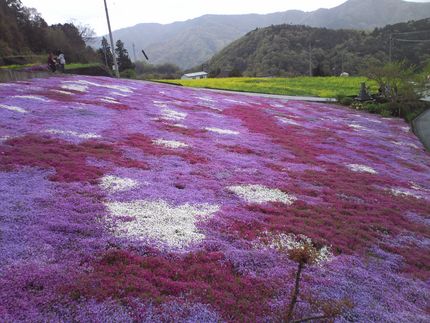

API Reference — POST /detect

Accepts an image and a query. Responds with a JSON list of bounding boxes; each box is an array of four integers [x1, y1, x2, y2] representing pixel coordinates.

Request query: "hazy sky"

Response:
[[21, 0, 430, 36]]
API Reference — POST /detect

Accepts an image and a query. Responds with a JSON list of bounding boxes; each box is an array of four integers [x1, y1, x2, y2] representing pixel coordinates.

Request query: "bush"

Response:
[[338, 96, 354, 106], [362, 102, 388, 114], [380, 109, 393, 118], [391, 100, 430, 123], [365, 62, 430, 120], [366, 62, 421, 103], [121, 69, 136, 79], [134, 61, 182, 80], [359, 101, 430, 121]]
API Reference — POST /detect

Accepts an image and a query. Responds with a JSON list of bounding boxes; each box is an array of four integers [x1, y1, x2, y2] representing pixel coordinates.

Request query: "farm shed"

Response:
[[181, 71, 208, 80]]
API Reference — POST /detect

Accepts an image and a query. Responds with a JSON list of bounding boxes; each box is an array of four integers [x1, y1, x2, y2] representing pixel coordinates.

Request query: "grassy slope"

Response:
[[159, 77, 378, 98], [0, 63, 100, 70], [65, 63, 101, 70]]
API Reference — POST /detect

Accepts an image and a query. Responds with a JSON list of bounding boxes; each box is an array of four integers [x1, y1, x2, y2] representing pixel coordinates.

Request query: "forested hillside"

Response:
[[206, 18, 430, 77], [102, 0, 430, 69], [0, 0, 96, 64]]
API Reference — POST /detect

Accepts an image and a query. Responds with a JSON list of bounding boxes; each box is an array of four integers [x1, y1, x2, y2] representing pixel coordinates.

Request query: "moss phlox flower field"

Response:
[[0, 76, 429, 322]]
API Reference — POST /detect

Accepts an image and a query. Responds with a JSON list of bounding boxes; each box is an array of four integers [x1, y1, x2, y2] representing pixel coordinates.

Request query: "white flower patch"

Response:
[[100, 175, 139, 193], [104, 85, 134, 93], [0, 104, 28, 114], [276, 116, 299, 126], [0, 135, 11, 143], [64, 80, 99, 86], [51, 89, 74, 95], [390, 188, 422, 200], [391, 141, 420, 149], [105, 200, 220, 248], [197, 96, 215, 102], [12, 95, 50, 102], [103, 96, 117, 101], [206, 106, 223, 112], [228, 184, 297, 205], [234, 167, 258, 174], [70, 80, 135, 93], [46, 129, 101, 139], [111, 92, 128, 97], [255, 232, 333, 264], [271, 103, 286, 108], [348, 124, 366, 130], [205, 127, 239, 135], [172, 123, 188, 129], [161, 109, 187, 121], [410, 182, 430, 193], [101, 98, 120, 104], [225, 99, 248, 105], [365, 118, 382, 124], [153, 100, 169, 108], [346, 164, 377, 174], [153, 139, 189, 149], [401, 126, 410, 133], [61, 84, 88, 93]]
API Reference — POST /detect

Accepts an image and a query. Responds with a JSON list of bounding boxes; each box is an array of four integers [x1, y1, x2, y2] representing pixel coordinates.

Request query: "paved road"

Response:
[[413, 107, 430, 151], [189, 86, 337, 103]]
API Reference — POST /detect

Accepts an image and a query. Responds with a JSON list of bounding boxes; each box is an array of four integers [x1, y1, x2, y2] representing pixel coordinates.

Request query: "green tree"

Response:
[[97, 37, 113, 69], [366, 61, 427, 119], [115, 39, 134, 72]]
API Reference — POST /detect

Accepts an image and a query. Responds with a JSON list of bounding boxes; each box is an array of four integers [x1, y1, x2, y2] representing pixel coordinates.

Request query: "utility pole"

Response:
[[341, 52, 344, 73], [103, 0, 120, 78], [389, 34, 393, 63], [309, 42, 312, 77]]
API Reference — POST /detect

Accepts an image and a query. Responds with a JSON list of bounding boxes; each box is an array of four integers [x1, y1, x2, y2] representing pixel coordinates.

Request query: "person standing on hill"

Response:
[[47, 52, 57, 72], [57, 51, 66, 73]]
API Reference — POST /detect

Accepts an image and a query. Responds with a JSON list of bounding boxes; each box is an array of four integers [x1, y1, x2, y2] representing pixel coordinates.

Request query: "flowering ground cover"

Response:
[[0, 75, 429, 322]]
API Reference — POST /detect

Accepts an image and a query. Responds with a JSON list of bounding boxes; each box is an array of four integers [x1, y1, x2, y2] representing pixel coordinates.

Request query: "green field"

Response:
[[0, 64, 37, 70], [159, 77, 378, 98], [65, 63, 101, 70], [0, 62, 100, 71]]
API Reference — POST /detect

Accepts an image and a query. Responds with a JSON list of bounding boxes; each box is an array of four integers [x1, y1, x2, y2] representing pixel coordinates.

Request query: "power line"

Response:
[[392, 29, 430, 36], [395, 38, 430, 43], [388, 32, 430, 62]]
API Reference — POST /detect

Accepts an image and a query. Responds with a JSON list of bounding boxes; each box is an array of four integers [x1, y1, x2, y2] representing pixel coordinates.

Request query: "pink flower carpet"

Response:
[[0, 76, 429, 322]]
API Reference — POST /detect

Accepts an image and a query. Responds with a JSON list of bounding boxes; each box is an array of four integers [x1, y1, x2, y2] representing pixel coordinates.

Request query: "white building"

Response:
[[181, 71, 208, 80]]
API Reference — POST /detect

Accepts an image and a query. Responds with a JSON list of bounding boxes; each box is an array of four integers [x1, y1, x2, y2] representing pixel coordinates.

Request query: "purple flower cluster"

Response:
[[0, 76, 429, 321]]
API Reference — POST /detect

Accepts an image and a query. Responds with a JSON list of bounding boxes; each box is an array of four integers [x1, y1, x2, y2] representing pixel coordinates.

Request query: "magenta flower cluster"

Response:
[[0, 76, 429, 322]]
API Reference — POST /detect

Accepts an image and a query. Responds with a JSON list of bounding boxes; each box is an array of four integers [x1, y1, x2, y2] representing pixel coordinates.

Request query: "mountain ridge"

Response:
[[96, 0, 430, 68]]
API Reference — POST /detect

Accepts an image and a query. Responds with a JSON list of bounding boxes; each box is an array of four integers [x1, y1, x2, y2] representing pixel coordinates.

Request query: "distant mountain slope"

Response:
[[205, 18, 430, 77], [99, 0, 430, 68], [298, 0, 430, 29]]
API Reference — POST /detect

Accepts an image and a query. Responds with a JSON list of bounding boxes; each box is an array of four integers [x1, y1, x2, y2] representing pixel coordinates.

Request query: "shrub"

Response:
[[121, 69, 136, 79], [341, 97, 354, 106], [380, 109, 393, 118], [366, 62, 420, 102]]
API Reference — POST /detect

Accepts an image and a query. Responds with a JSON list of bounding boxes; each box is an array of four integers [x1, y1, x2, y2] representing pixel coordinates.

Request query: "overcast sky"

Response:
[[21, 0, 430, 36]]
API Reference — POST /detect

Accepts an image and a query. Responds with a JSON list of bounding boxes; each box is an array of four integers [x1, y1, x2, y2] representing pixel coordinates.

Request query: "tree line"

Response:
[[0, 0, 96, 65], [96, 36, 181, 79]]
